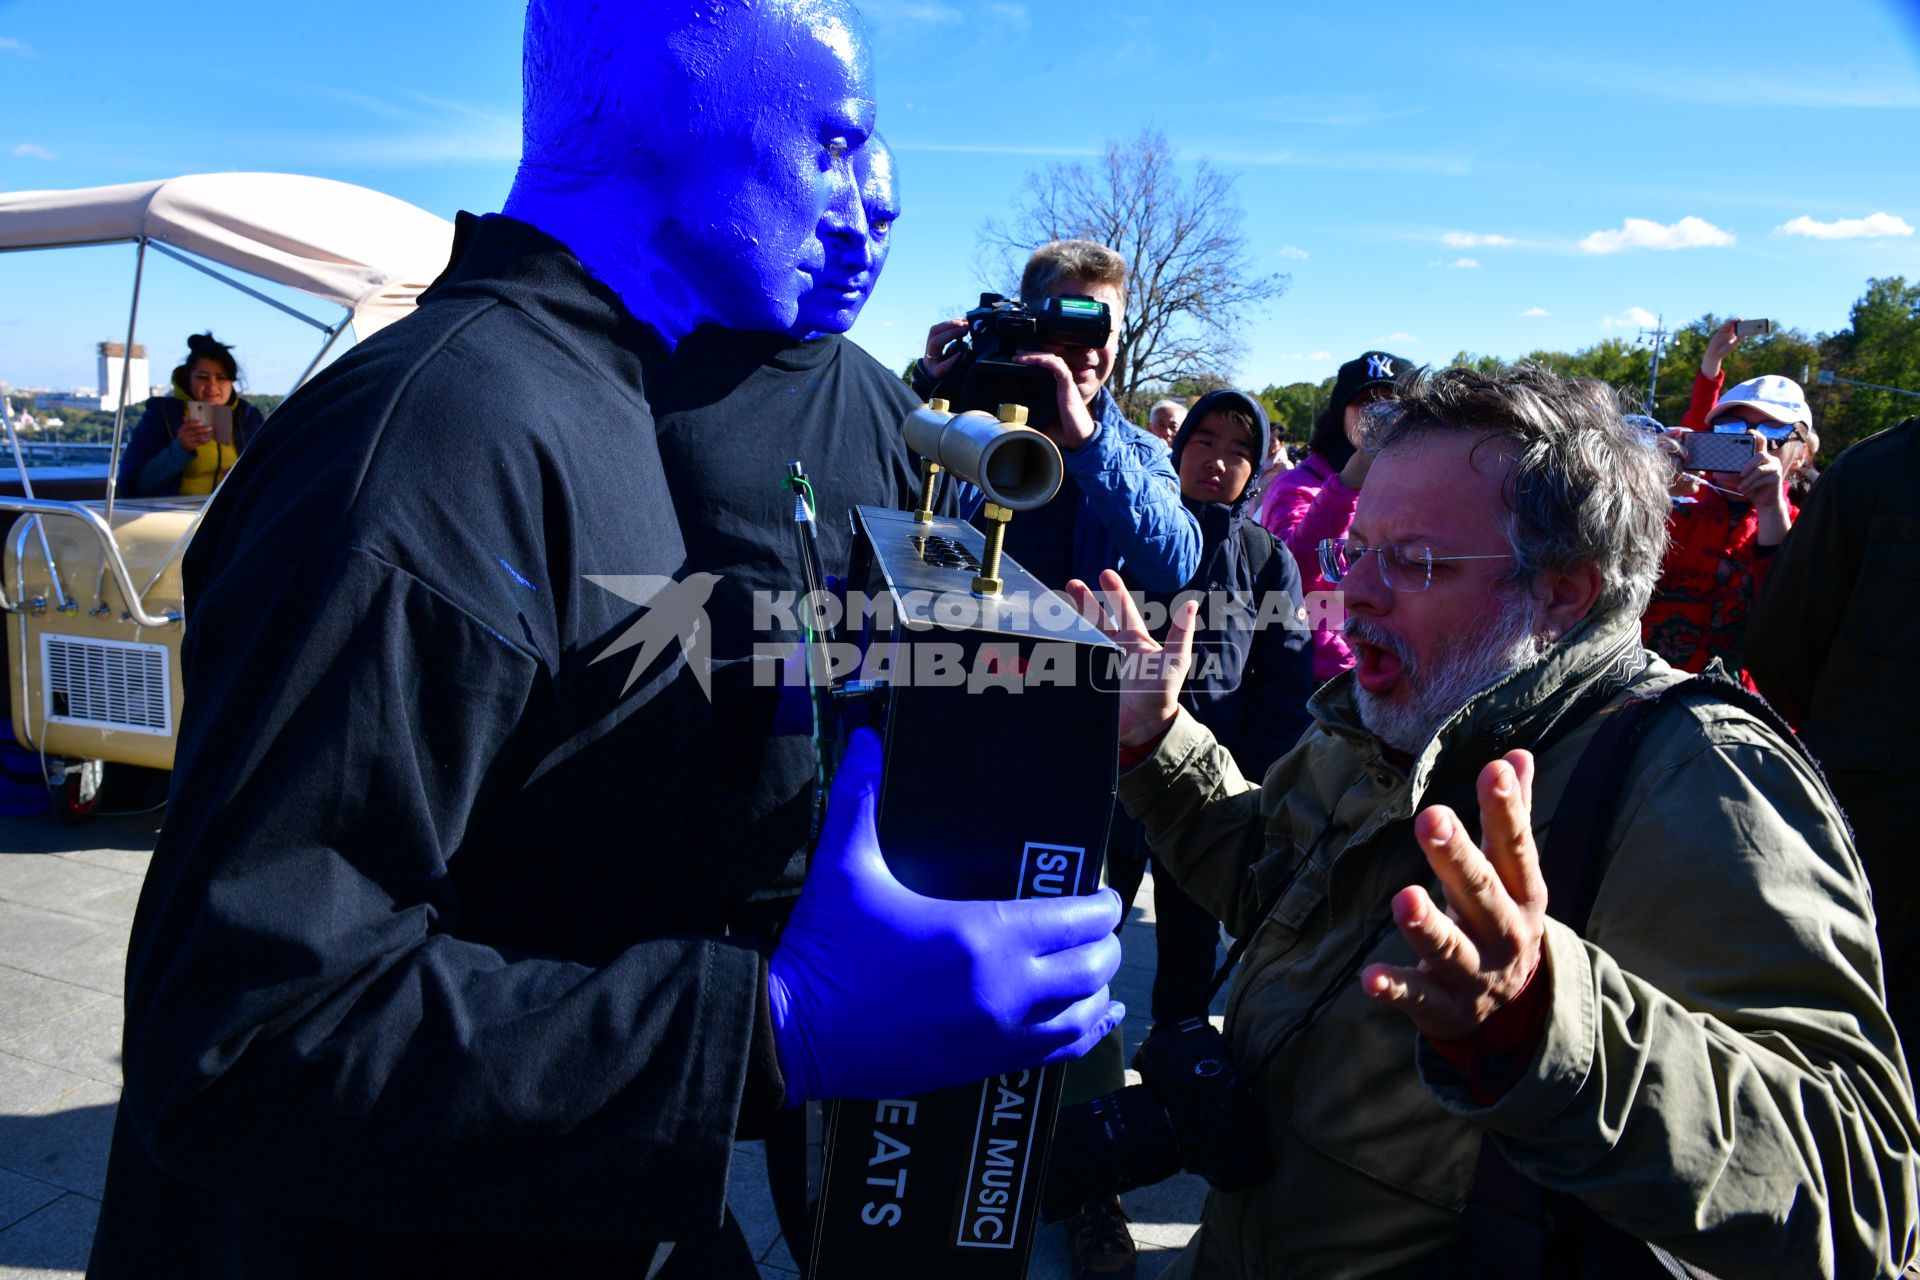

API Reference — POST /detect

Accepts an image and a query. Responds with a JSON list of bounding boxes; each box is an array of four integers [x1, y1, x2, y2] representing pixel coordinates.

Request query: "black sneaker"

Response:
[[1067, 1194, 1137, 1280]]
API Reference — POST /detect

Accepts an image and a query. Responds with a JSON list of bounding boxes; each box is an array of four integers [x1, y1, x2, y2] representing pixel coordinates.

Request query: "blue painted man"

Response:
[[89, 5, 1123, 1277]]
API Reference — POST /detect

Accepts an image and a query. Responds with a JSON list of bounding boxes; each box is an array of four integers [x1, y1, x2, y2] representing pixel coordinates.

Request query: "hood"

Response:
[[1170, 388, 1271, 517]]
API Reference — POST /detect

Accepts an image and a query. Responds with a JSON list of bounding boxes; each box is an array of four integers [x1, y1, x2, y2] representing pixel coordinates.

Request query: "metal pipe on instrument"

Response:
[[900, 403, 1062, 513]]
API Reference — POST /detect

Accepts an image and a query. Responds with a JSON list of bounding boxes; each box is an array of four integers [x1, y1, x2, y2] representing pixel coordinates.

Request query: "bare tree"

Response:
[[979, 129, 1288, 413]]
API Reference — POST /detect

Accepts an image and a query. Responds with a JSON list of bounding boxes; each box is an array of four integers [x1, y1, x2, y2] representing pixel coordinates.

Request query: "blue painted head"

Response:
[[507, 0, 882, 346], [798, 131, 899, 336]]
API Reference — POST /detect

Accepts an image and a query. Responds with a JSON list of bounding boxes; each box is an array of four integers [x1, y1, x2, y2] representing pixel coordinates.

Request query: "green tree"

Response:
[[1447, 351, 1512, 375], [1826, 277, 1920, 451], [1252, 378, 1336, 442]]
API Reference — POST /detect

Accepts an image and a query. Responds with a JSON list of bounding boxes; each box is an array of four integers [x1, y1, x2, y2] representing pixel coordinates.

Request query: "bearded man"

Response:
[[1076, 365, 1919, 1278]]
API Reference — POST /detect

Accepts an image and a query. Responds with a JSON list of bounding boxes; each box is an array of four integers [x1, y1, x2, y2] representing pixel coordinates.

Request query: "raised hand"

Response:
[[1009, 351, 1097, 450], [768, 729, 1126, 1103], [1066, 568, 1198, 749], [1360, 751, 1548, 1041], [1735, 431, 1789, 512], [921, 317, 969, 381], [1702, 318, 1745, 377]]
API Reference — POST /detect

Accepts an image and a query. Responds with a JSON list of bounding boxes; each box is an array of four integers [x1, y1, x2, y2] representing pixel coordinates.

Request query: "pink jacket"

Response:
[[1258, 452, 1360, 680]]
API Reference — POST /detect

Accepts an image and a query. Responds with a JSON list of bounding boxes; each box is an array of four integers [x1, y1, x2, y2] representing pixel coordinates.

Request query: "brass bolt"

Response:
[[996, 403, 1030, 426], [913, 458, 945, 524], [973, 503, 1014, 597]]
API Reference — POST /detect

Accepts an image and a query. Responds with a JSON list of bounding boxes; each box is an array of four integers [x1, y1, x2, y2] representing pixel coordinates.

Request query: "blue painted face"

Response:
[[508, 0, 881, 345], [653, 0, 878, 340], [798, 131, 899, 336]]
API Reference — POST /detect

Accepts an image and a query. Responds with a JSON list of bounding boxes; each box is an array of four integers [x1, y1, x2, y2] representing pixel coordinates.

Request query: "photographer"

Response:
[[914, 239, 1201, 594]]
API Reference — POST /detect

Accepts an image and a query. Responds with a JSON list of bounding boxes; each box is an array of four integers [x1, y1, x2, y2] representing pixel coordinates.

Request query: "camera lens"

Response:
[[1040, 1084, 1182, 1222]]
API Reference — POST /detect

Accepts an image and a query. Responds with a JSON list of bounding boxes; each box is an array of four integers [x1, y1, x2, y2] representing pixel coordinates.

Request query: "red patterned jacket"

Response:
[[1640, 370, 1796, 685]]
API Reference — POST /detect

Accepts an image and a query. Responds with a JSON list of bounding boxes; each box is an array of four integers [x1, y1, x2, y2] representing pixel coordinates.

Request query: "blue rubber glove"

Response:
[[768, 728, 1126, 1103]]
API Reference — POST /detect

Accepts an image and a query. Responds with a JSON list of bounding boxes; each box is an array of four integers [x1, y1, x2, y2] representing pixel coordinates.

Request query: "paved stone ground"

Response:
[[0, 808, 1212, 1279]]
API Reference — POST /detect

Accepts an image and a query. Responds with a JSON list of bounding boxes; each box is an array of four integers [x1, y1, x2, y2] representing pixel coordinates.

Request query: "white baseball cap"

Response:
[[1709, 375, 1812, 440]]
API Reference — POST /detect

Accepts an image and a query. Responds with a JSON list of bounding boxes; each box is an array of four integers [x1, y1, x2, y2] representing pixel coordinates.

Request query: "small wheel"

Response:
[[53, 760, 103, 826]]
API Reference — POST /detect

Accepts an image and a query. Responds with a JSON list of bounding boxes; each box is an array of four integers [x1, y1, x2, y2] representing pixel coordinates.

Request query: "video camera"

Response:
[[1042, 1016, 1271, 1221], [927, 292, 1114, 431]]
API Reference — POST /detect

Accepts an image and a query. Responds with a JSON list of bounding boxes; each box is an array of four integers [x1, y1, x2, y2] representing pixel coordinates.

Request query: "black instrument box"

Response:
[[808, 507, 1120, 1279]]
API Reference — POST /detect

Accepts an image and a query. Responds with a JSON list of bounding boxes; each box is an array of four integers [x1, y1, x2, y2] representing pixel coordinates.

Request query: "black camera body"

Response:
[[929, 292, 1113, 431], [1042, 1016, 1272, 1221]]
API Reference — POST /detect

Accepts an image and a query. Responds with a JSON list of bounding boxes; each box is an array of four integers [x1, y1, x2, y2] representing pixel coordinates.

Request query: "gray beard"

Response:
[[1349, 593, 1547, 755]]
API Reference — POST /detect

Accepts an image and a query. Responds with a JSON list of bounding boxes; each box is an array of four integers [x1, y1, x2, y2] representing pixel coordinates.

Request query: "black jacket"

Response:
[[1154, 497, 1316, 778], [649, 324, 954, 897], [90, 214, 782, 1278], [1151, 393, 1316, 778]]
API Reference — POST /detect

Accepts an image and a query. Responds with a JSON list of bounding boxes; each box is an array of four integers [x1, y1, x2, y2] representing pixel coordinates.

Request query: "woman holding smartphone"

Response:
[[117, 331, 265, 497]]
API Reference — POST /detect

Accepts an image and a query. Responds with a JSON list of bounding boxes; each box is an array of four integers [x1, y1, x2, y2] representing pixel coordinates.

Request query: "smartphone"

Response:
[[1680, 431, 1757, 473], [1733, 318, 1773, 339], [183, 401, 234, 445]]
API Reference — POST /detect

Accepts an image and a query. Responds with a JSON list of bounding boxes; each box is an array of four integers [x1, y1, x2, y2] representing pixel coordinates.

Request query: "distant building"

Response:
[[97, 342, 149, 412]]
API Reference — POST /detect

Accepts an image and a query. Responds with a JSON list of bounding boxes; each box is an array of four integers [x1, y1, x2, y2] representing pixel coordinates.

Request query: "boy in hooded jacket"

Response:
[[1109, 390, 1315, 1021], [1066, 389, 1317, 1279]]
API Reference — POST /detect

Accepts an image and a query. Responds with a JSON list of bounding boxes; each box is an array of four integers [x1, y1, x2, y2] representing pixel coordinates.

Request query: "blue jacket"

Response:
[[117, 394, 265, 497], [909, 361, 1201, 591], [1147, 392, 1315, 777]]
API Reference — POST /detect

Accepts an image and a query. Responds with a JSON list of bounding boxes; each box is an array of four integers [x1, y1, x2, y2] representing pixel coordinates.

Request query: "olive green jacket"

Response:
[[1119, 608, 1918, 1279]]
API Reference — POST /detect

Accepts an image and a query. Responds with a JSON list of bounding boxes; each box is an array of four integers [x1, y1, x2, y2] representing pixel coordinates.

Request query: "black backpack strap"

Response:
[[1236, 517, 1274, 581], [1469, 672, 1749, 1279]]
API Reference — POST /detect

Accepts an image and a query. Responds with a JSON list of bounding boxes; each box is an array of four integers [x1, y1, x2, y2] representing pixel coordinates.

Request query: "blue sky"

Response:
[[3, 0, 1918, 395]]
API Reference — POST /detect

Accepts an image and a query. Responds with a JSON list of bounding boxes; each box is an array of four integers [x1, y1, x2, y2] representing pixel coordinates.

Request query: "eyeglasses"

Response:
[[1318, 537, 1512, 593]]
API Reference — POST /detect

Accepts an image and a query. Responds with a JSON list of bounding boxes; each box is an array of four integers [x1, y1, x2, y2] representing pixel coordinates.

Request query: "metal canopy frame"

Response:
[[2, 234, 352, 523], [3, 232, 351, 621]]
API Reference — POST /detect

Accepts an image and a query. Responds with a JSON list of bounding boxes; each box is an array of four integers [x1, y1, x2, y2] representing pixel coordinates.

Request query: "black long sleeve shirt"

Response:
[[90, 214, 781, 1277]]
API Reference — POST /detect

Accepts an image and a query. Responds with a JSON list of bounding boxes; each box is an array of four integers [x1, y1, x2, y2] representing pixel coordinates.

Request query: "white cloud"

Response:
[[1380, 332, 1417, 344], [1449, 258, 1479, 269], [1309, 351, 1332, 361], [0, 37, 32, 56], [10, 143, 53, 161], [1277, 245, 1309, 260], [1521, 307, 1550, 318], [983, 2, 1030, 29], [1441, 231, 1517, 248], [1601, 307, 1660, 330], [1579, 216, 1733, 255], [1774, 212, 1914, 241]]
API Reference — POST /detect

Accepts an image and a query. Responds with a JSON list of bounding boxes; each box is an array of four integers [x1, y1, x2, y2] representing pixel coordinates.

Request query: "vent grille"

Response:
[[41, 635, 173, 735]]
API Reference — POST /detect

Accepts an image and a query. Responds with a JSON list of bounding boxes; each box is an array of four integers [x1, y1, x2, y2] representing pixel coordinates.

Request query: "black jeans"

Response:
[[1105, 812, 1222, 1025]]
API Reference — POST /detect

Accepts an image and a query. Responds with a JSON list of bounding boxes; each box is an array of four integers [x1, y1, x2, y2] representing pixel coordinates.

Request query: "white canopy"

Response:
[[0, 172, 455, 336]]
